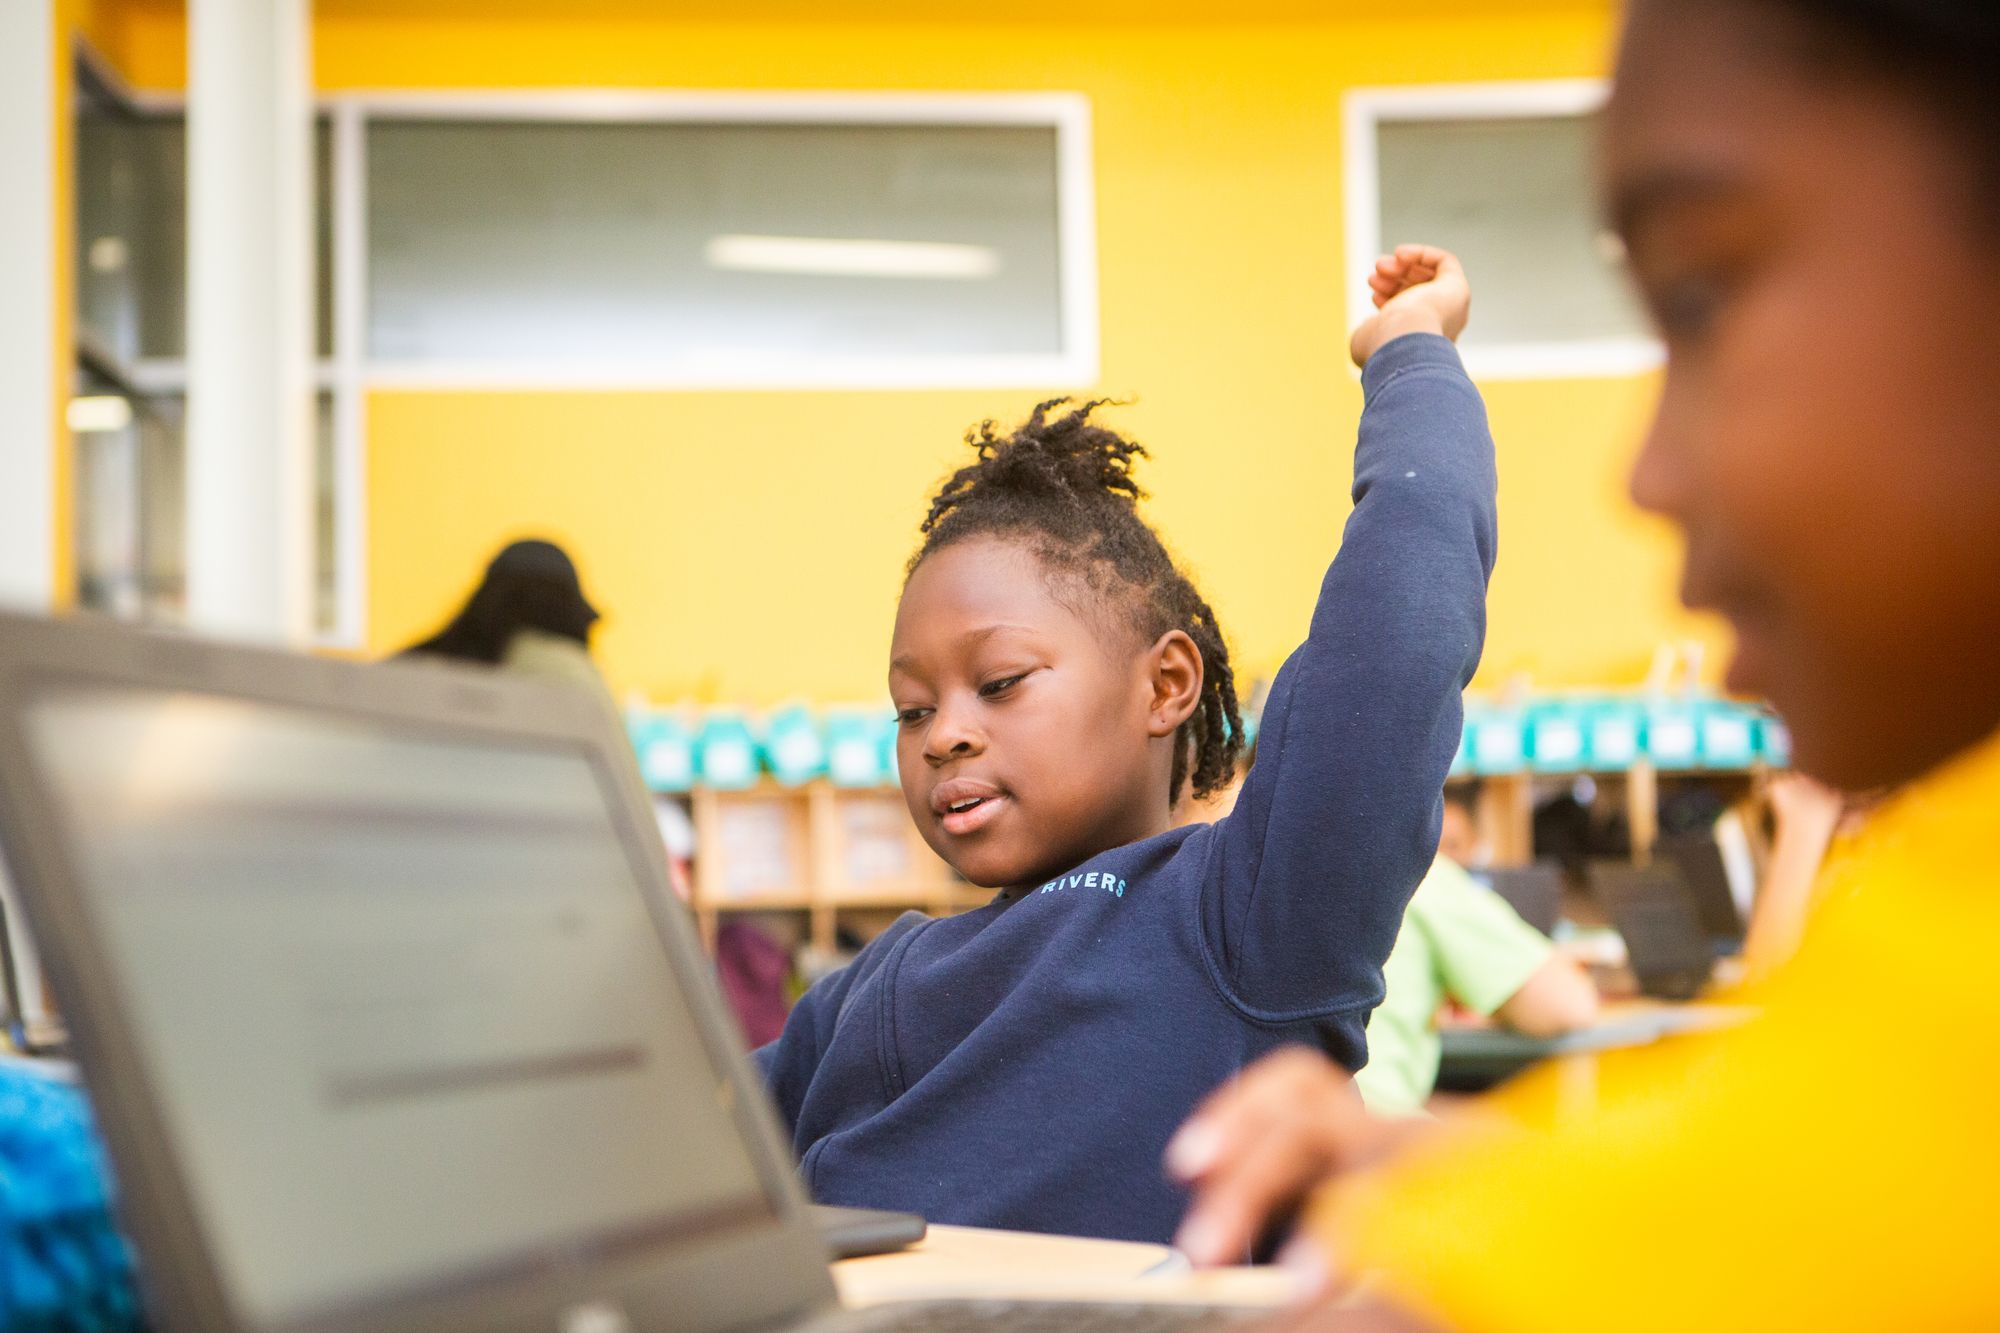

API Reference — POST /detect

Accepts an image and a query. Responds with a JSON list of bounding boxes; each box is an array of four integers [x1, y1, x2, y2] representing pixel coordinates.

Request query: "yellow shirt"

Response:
[[1329, 729, 2000, 1332]]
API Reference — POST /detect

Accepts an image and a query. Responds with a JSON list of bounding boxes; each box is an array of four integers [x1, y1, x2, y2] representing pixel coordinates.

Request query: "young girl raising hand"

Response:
[[756, 247, 1496, 1247]]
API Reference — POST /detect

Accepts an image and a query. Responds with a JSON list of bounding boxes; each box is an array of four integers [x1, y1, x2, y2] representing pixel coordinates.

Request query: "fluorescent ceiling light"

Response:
[[704, 234, 1001, 280], [67, 395, 132, 434]]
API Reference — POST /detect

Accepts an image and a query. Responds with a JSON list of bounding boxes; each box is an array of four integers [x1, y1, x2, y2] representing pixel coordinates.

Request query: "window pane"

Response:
[[1376, 114, 1646, 347], [74, 106, 334, 361], [314, 122, 336, 360], [75, 384, 336, 634], [365, 120, 1065, 368], [71, 371, 145, 617], [70, 367, 183, 622], [136, 397, 186, 619], [314, 393, 338, 637], [76, 113, 187, 361]]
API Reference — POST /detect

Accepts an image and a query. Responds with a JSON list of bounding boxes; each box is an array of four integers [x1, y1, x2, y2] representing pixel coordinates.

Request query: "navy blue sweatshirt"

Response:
[[755, 333, 1497, 1245]]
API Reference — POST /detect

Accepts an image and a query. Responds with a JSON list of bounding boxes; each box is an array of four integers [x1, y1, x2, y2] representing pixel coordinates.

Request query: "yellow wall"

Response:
[[85, 2, 1729, 704]]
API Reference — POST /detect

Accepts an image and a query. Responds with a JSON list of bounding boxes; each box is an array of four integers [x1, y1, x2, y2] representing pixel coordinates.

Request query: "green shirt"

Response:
[[1355, 856, 1555, 1117]]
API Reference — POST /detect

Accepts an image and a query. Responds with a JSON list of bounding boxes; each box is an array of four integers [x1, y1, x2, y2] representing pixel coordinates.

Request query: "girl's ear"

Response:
[[1144, 629, 1204, 738]]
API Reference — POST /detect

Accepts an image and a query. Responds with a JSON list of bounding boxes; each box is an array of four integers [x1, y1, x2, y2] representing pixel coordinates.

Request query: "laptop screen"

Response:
[[22, 687, 777, 1327]]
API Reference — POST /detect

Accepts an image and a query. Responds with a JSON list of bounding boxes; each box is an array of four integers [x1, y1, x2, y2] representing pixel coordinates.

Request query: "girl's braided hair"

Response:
[[909, 398, 1244, 803]]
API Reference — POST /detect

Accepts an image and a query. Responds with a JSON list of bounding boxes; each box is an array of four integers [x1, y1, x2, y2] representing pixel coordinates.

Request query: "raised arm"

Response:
[[1200, 248, 1497, 1026]]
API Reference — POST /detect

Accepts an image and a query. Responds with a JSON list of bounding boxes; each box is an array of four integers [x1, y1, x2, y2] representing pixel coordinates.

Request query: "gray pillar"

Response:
[[185, 0, 314, 643], [0, 1, 56, 613]]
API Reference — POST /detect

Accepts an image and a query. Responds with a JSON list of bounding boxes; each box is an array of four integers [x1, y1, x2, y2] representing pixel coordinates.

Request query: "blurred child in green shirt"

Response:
[[1357, 796, 1598, 1116]]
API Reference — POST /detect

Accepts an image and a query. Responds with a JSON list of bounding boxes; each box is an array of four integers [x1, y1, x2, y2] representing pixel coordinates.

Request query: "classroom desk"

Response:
[[1436, 1000, 1756, 1092], [833, 1224, 1302, 1310]]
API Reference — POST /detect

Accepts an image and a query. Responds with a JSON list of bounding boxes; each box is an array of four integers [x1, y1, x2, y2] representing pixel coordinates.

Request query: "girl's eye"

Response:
[[1650, 273, 1731, 342], [895, 707, 932, 726], [979, 673, 1027, 699]]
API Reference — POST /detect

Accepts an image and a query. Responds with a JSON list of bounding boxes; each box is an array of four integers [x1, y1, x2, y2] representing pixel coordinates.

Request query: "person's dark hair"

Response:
[[1443, 781, 1481, 818], [403, 539, 600, 665], [911, 398, 1244, 804], [1737, 0, 2000, 221]]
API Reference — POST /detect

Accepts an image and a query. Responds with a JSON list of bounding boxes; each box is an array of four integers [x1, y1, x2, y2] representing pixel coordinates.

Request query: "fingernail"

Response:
[[1278, 1237, 1331, 1301], [1165, 1121, 1220, 1179], [1176, 1212, 1224, 1266]]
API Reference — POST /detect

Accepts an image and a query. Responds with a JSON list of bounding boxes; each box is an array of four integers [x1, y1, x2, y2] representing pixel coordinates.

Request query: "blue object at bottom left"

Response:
[[0, 1062, 141, 1332]]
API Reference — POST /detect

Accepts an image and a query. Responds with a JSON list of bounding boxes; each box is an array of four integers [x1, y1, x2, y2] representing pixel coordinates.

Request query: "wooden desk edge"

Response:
[[832, 1223, 1300, 1311]]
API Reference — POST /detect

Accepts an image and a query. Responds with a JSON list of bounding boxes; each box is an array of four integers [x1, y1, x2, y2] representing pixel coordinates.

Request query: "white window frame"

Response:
[[69, 74, 1100, 654], [336, 90, 1099, 392], [1343, 79, 1663, 381], [71, 43, 364, 644]]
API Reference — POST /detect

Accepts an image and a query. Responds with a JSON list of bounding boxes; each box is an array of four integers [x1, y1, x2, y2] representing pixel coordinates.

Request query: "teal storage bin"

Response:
[[1235, 707, 1260, 753], [1587, 698, 1644, 770], [1449, 713, 1473, 777], [695, 711, 760, 791], [1526, 700, 1588, 772], [1465, 703, 1527, 774], [877, 712, 903, 789], [629, 710, 696, 792], [761, 705, 826, 787], [1758, 712, 1794, 768], [1643, 699, 1703, 769], [1698, 702, 1760, 770], [825, 708, 890, 788]]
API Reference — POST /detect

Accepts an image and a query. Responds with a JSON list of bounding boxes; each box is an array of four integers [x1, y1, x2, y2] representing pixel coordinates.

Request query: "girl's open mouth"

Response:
[[940, 793, 1006, 836]]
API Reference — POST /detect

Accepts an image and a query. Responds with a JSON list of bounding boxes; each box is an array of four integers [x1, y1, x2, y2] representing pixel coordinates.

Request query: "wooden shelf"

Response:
[[705, 893, 815, 913], [687, 780, 974, 952], [826, 885, 994, 911], [1449, 760, 1769, 869], [703, 887, 991, 915]]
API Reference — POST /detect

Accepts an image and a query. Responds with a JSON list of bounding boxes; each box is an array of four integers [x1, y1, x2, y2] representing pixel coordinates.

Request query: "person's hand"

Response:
[[1765, 771, 1845, 838], [1349, 245, 1472, 368], [1742, 771, 1851, 981], [1164, 1047, 1425, 1268]]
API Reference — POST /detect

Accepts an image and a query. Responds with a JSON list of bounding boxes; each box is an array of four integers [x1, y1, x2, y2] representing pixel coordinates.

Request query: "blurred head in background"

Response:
[[1438, 786, 1481, 867], [402, 538, 601, 665], [1612, 0, 2000, 792]]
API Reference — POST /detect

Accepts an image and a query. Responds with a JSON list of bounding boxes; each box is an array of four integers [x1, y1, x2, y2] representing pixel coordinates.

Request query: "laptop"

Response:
[[0, 611, 1251, 1332], [1476, 863, 1564, 938], [0, 881, 24, 1048], [1653, 833, 1746, 955], [0, 854, 62, 1053], [1590, 862, 1714, 1002]]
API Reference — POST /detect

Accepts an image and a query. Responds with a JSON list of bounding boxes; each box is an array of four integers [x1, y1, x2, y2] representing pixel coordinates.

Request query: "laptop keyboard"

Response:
[[840, 1299, 1261, 1330]]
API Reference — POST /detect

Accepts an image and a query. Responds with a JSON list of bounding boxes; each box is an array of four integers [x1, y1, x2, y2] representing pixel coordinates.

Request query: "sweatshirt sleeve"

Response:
[[1199, 332, 1496, 1035], [752, 914, 921, 1134]]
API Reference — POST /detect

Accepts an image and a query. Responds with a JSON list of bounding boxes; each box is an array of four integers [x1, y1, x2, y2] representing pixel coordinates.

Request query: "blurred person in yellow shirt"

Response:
[[1162, 0, 2000, 1327]]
